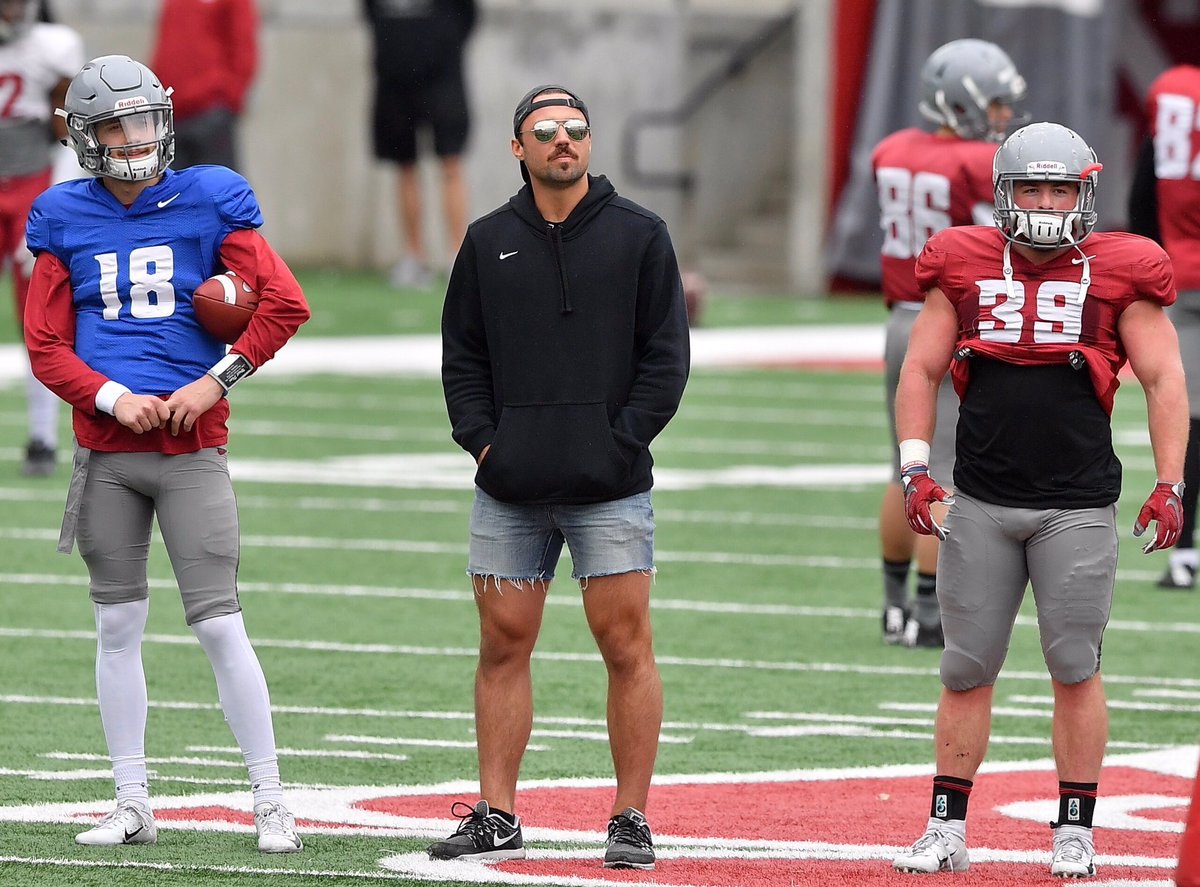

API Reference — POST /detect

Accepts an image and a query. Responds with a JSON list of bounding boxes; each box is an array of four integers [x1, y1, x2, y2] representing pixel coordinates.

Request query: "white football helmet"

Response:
[[993, 122, 1102, 249], [60, 55, 175, 181], [918, 38, 1027, 142]]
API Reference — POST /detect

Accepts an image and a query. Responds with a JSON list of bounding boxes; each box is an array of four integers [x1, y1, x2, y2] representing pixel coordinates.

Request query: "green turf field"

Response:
[[0, 273, 1195, 886]]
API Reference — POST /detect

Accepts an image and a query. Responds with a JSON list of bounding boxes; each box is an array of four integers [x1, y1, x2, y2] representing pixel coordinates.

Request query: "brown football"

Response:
[[193, 270, 259, 344]]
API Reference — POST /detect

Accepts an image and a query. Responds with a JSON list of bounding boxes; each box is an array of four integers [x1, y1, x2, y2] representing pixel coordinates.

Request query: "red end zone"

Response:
[[23, 757, 1189, 885], [367, 765, 1187, 885]]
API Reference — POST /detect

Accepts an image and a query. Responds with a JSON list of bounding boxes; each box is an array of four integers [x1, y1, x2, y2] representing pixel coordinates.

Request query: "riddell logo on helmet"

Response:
[[114, 97, 148, 109], [1026, 161, 1067, 174]]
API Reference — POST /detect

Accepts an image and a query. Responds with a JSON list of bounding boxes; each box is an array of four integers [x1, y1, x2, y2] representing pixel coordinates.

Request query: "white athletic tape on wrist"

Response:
[[899, 438, 931, 471]]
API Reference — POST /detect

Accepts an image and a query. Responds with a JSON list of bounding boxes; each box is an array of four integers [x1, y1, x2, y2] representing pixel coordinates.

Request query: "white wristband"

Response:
[[899, 438, 931, 469], [96, 380, 132, 415]]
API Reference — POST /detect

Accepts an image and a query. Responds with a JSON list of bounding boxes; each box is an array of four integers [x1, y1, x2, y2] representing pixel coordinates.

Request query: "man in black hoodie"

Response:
[[433, 85, 690, 870]]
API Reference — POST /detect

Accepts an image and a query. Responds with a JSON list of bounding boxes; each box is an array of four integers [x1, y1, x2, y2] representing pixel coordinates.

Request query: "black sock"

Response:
[[931, 775, 972, 821], [884, 559, 910, 609], [914, 572, 938, 623], [1053, 782, 1097, 829], [490, 807, 517, 825]]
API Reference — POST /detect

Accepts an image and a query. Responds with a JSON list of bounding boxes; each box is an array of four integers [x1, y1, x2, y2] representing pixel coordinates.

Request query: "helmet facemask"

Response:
[[994, 171, 1098, 249], [72, 107, 175, 181], [61, 55, 176, 182], [992, 123, 1102, 250]]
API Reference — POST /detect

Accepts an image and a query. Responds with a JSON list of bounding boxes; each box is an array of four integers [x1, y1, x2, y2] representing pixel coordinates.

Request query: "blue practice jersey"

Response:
[[26, 165, 264, 395]]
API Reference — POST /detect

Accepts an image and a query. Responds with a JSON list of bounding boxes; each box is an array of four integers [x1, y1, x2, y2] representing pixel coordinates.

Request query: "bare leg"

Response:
[[397, 162, 424, 260], [439, 154, 468, 260], [474, 576, 547, 813], [581, 571, 661, 817], [1051, 674, 1107, 782], [881, 481, 915, 562], [934, 685, 993, 779]]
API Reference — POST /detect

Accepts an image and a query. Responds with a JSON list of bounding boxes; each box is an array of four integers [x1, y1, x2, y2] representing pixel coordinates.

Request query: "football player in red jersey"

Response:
[[891, 123, 1187, 879], [0, 0, 83, 475], [872, 39, 1026, 647], [1129, 64, 1200, 590]]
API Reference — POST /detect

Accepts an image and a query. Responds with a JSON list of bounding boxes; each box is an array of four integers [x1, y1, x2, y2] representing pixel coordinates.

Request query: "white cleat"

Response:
[[1051, 824, 1096, 878], [893, 823, 969, 873], [254, 801, 303, 853], [75, 800, 157, 846]]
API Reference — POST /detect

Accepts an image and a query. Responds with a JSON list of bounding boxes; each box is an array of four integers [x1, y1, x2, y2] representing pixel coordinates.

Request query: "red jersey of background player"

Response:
[[872, 130, 998, 308], [1146, 65, 1200, 291]]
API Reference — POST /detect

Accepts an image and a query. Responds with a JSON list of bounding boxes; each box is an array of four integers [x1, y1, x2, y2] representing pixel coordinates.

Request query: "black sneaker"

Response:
[[902, 616, 945, 648], [604, 807, 655, 870], [427, 800, 525, 861], [22, 440, 55, 477], [883, 604, 909, 644]]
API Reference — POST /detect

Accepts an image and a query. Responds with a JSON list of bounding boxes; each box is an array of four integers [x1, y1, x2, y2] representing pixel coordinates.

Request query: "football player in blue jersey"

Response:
[[22, 55, 310, 852]]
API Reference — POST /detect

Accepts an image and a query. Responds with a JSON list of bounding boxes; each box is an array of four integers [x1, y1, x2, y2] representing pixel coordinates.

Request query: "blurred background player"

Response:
[[150, 0, 257, 172], [363, 0, 475, 290], [1129, 63, 1200, 590], [0, 0, 83, 475], [871, 38, 1026, 646], [24, 54, 307, 852]]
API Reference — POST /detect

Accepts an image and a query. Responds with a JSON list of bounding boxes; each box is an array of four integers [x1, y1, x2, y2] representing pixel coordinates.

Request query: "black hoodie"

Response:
[[441, 175, 690, 505]]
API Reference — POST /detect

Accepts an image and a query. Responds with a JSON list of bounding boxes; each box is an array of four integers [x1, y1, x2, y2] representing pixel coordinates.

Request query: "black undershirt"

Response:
[[953, 356, 1122, 509]]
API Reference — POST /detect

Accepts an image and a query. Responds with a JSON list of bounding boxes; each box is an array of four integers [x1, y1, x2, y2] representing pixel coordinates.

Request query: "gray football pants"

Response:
[[61, 447, 242, 624], [936, 492, 1117, 690]]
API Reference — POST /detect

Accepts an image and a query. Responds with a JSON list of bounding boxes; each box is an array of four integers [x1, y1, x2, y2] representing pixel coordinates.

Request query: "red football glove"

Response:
[[901, 464, 954, 540], [1133, 481, 1185, 554]]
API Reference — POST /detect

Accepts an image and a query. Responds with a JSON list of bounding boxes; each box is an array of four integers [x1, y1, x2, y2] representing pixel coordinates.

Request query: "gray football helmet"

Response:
[[60, 55, 175, 181], [992, 122, 1102, 249], [0, 0, 34, 45], [918, 39, 1027, 142]]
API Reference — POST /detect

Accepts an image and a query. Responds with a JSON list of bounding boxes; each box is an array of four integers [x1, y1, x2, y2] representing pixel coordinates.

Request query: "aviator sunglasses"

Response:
[[523, 118, 590, 142]]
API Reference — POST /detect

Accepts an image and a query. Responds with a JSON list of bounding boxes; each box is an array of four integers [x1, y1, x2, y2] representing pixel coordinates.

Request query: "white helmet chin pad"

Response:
[[1017, 211, 1078, 247]]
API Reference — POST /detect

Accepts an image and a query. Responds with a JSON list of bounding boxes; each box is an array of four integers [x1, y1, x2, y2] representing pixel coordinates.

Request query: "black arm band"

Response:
[[206, 353, 253, 392]]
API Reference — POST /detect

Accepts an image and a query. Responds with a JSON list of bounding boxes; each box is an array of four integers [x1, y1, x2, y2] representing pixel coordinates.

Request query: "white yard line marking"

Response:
[[1009, 695, 1200, 714], [2, 633, 1198, 688], [186, 745, 411, 762], [0, 856, 410, 881], [3, 571, 1193, 633], [1135, 688, 1200, 700]]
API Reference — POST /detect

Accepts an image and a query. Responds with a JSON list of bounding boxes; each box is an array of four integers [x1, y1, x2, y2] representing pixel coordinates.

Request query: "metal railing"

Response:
[[620, 9, 795, 192]]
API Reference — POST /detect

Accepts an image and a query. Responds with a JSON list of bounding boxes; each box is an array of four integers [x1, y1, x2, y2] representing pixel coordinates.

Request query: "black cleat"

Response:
[[903, 616, 945, 648], [22, 440, 56, 477]]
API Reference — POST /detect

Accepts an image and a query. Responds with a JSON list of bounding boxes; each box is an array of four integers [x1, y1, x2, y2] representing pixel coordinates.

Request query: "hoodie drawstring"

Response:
[[548, 223, 573, 314]]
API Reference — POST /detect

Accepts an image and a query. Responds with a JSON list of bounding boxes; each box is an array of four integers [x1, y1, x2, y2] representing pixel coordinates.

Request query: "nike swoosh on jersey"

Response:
[[1071, 255, 1096, 264], [157, 193, 181, 209], [499, 251, 518, 260]]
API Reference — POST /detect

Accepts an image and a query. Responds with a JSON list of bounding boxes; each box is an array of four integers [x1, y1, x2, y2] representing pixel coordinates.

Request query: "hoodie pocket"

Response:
[[476, 401, 630, 502]]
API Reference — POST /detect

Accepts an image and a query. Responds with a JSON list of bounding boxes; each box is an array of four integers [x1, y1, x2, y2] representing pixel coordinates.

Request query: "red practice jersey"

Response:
[[872, 129, 998, 308], [1147, 65, 1200, 291], [915, 227, 1175, 508]]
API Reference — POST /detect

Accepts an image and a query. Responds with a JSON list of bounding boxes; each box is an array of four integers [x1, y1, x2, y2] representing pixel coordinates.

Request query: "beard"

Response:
[[535, 154, 586, 187]]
